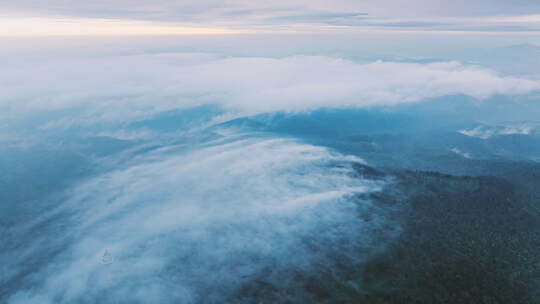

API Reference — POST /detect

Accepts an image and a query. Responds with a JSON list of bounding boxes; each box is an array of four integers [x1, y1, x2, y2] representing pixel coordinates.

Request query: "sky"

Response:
[[2, 0, 540, 36]]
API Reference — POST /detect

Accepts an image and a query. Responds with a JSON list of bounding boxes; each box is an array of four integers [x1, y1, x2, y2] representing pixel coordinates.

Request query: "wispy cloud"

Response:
[[6, 135, 389, 303], [363, 14, 540, 33], [264, 12, 367, 24], [2, 0, 540, 34], [0, 17, 244, 36]]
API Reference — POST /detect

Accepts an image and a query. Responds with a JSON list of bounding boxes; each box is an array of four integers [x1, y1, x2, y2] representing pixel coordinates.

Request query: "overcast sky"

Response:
[[2, 0, 540, 36]]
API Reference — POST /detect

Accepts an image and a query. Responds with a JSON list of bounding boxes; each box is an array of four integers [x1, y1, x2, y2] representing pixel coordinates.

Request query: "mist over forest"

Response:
[[2, 2, 540, 303]]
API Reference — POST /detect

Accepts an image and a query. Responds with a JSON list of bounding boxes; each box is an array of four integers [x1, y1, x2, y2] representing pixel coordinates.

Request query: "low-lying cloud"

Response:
[[2, 51, 539, 128], [5, 135, 392, 303]]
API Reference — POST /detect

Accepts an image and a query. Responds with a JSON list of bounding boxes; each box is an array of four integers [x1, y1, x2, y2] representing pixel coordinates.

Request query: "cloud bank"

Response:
[[2, 52, 540, 128]]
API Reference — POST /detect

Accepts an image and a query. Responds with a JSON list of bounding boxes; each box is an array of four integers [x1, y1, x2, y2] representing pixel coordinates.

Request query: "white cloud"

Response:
[[7, 135, 392, 303], [459, 122, 538, 139], [451, 147, 473, 159], [2, 52, 539, 126]]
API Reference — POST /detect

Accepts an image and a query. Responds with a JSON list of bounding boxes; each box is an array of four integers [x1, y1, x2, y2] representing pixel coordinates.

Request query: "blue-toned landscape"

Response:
[[2, 2, 540, 303]]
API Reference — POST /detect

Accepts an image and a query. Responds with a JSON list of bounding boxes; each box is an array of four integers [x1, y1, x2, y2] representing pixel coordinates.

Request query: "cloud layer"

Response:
[[2, 51, 539, 128], [5, 0, 540, 20], [5, 135, 391, 303], [3, 0, 540, 33]]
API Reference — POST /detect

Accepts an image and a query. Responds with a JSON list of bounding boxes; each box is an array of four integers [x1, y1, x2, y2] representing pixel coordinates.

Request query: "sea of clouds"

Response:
[[2, 49, 539, 130], [2, 41, 540, 303]]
